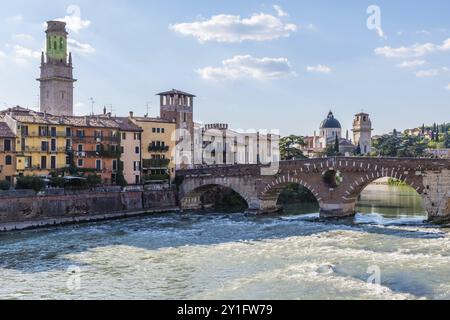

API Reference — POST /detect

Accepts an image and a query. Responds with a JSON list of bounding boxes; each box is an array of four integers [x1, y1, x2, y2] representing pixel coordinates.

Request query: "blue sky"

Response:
[[0, 0, 449, 136]]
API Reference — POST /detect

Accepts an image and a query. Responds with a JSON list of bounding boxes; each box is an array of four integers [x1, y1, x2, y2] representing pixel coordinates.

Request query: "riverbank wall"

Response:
[[0, 186, 179, 232]]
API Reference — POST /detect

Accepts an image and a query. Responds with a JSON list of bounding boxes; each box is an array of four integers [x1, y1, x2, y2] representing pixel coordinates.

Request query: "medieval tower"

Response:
[[37, 21, 76, 116], [158, 89, 195, 168], [352, 112, 373, 154]]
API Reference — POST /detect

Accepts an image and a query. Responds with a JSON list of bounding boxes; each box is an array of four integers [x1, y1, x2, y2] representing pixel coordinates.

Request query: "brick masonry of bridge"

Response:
[[177, 157, 450, 223]]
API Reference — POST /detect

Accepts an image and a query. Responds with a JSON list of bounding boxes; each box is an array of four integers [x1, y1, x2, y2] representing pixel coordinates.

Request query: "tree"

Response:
[[355, 143, 362, 155], [334, 135, 339, 152], [280, 135, 307, 160]]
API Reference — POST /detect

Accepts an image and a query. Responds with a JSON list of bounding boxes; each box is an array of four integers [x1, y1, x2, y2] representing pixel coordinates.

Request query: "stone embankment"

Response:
[[0, 185, 178, 232]]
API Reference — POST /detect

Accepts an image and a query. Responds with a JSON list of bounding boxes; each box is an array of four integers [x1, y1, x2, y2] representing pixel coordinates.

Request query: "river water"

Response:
[[0, 185, 449, 300]]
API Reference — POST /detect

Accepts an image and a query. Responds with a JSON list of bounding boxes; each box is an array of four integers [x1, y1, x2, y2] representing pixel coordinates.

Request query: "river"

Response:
[[0, 185, 449, 300]]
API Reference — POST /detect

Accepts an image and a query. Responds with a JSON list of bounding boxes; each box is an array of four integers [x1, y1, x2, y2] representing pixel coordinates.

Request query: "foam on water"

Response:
[[0, 186, 449, 300]]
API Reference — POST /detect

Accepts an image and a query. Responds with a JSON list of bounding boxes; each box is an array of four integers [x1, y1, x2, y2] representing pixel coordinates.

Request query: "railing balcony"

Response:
[[148, 145, 169, 152], [143, 158, 170, 168]]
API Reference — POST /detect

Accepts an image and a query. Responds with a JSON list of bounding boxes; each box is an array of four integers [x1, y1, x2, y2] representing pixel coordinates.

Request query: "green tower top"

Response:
[[45, 21, 68, 61]]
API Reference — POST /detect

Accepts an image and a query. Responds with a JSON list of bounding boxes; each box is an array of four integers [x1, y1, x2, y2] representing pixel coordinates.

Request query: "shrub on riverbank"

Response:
[[16, 176, 45, 192], [387, 178, 407, 186], [0, 180, 11, 191]]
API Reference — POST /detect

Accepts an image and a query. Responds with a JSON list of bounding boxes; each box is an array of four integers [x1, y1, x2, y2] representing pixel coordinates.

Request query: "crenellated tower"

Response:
[[37, 21, 76, 116]]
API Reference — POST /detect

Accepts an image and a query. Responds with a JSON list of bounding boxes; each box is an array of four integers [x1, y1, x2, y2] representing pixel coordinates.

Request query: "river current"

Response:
[[0, 185, 449, 300]]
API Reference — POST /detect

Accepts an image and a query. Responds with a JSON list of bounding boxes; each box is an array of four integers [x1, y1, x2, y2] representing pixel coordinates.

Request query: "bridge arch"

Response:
[[260, 174, 324, 212], [179, 176, 258, 212]]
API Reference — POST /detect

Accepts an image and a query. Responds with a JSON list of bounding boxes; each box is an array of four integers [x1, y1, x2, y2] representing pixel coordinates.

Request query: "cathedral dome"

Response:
[[320, 111, 342, 129]]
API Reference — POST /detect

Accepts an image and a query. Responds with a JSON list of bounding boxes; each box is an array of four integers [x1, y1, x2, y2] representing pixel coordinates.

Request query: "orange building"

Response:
[[66, 116, 122, 184]]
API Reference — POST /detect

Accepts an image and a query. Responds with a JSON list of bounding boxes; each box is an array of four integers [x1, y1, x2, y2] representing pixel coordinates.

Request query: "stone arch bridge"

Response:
[[177, 157, 450, 222]]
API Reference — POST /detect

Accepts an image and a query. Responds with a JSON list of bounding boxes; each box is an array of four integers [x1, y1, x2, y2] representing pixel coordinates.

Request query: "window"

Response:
[[135, 146, 140, 154], [39, 126, 49, 137], [41, 141, 49, 152], [96, 160, 102, 171], [66, 139, 71, 150], [21, 126, 29, 136], [76, 130, 84, 138], [152, 128, 156, 133], [66, 127, 71, 137], [134, 133, 140, 140], [4, 139, 11, 152], [51, 156, 56, 169], [112, 160, 118, 171], [96, 144, 101, 153], [77, 159, 84, 167], [78, 144, 83, 152], [135, 175, 140, 185], [25, 156, 32, 169], [41, 156, 47, 169], [134, 161, 141, 171], [157, 128, 161, 133], [122, 132, 126, 140], [5, 155, 12, 165], [183, 113, 187, 122], [51, 127, 57, 137], [51, 139, 56, 152], [66, 156, 71, 166], [161, 128, 165, 134]]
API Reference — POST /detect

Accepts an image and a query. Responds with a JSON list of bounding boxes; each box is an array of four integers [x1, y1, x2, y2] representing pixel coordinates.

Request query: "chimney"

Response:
[[129, 111, 134, 118]]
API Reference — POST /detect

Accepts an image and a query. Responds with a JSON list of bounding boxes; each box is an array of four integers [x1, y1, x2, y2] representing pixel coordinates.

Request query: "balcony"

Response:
[[22, 146, 68, 153], [72, 136, 121, 143], [143, 158, 170, 168], [148, 145, 169, 152]]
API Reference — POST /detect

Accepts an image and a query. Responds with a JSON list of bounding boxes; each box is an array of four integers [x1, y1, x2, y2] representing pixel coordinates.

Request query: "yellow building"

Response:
[[0, 122, 17, 184], [130, 114, 176, 181], [2, 107, 70, 177]]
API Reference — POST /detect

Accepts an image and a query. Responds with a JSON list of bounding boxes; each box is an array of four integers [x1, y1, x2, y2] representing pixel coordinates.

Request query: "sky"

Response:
[[0, 0, 449, 136]]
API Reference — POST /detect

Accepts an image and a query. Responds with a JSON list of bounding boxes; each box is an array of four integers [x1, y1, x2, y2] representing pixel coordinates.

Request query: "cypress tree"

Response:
[[334, 135, 339, 152]]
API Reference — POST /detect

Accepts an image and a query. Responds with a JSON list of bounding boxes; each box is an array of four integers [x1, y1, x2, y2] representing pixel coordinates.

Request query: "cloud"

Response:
[[415, 69, 439, 78], [0, 51, 6, 62], [446, 84, 450, 91], [10, 45, 41, 64], [74, 102, 91, 116], [306, 64, 332, 74], [416, 30, 431, 36], [11, 33, 35, 43], [6, 15, 23, 24], [56, 5, 91, 33], [375, 38, 450, 58], [273, 5, 288, 17], [396, 60, 426, 68], [170, 12, 298, 43], [197, 55, 295, 80], [67, 39, 95, 54]]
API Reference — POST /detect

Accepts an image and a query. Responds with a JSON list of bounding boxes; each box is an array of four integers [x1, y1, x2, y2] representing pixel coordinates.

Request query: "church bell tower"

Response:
[[37, 21, 76, 116], [352, 112, 373, 154]]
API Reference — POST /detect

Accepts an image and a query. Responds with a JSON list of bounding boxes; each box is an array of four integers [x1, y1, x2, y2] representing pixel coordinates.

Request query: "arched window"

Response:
[[54, 41, 57, 50], [5, 155, 12, 165]]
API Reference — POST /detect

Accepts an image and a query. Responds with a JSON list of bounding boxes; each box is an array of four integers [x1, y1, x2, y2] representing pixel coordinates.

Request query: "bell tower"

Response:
[[352, 112, 373, 154], [37, 21, 76, 116]]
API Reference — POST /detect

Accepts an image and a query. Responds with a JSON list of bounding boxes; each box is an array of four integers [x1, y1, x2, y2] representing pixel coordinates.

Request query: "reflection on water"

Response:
[[357, 184, 426, 218], [0, 185, 449, 300]]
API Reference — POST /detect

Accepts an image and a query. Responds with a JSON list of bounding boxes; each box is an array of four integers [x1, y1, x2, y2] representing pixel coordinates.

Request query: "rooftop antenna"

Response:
[[105, 104, 114, 115], [145, 101, 151, 117], [89, 97, 95, 115]]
